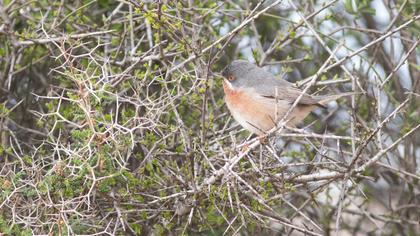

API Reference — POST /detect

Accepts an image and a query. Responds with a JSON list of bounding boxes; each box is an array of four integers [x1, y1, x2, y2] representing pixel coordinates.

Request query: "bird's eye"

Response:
[[228, 75, 235, 81]]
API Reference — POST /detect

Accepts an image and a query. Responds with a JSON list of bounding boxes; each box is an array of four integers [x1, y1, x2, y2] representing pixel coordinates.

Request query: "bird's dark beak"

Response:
[[212, 72, 224, 80]]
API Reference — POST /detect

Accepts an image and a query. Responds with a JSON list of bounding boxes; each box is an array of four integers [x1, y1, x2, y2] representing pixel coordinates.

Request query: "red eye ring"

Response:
[[228, 75, 235, 81]]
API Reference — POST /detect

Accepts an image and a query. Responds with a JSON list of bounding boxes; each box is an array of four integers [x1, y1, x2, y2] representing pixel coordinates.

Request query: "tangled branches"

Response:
[[0, 0, 419, 235]]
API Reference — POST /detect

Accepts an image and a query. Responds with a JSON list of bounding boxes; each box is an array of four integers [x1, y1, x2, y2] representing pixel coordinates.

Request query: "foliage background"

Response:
[[0, 0, 419, 235]]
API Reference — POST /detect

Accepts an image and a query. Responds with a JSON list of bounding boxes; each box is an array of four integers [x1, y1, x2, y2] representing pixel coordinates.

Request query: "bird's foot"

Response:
[[259, 136, 269, 145], [240, 144, 250, 153]]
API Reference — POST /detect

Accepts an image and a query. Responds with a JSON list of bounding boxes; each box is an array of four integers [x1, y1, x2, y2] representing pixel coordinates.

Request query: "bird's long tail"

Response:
[[316, 92, 359, 106]]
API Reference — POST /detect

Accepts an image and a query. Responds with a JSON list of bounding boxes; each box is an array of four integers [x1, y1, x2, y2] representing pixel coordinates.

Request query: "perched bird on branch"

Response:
[[221, 60, 353, 135]]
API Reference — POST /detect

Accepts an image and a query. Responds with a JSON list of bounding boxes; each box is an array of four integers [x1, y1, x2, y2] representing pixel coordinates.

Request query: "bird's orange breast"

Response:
[[223, 80, 244, 107], [223, 81, 275, 134], [222, 80, 315, 134]]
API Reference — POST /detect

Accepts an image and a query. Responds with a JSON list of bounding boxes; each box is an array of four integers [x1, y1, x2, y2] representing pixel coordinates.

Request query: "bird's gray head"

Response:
[[221, 60, 273, 89]]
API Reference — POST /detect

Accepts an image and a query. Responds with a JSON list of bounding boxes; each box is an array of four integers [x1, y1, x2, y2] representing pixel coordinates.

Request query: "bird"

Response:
[[221, 60, 352, 135]]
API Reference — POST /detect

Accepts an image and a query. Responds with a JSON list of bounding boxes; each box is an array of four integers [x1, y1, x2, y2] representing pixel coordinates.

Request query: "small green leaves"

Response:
[[344, 0, 376, 16]]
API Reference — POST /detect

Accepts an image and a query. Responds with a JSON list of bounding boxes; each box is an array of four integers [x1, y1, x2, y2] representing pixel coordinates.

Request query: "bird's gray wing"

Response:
[[252, 76, 324, 107]]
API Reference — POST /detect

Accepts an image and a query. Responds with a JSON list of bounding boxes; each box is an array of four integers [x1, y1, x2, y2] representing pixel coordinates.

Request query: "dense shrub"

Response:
[[0, 0, 419, 235]]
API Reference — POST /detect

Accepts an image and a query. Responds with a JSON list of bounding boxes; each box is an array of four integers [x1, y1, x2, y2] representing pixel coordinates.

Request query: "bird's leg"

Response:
[[238, 133, 254, 152], [239, 133, 268, 153]]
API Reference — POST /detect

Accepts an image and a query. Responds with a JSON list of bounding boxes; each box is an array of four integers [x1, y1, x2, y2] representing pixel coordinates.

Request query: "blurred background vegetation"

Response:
[[0, 0, 419, 235]]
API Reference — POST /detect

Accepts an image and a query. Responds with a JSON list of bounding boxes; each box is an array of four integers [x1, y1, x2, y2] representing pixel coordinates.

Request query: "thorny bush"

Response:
[[0, 0, 419, 235]]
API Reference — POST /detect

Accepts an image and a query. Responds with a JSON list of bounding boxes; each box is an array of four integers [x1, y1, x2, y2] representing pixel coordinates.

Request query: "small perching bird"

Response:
[[221, 60, 353, 135]]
